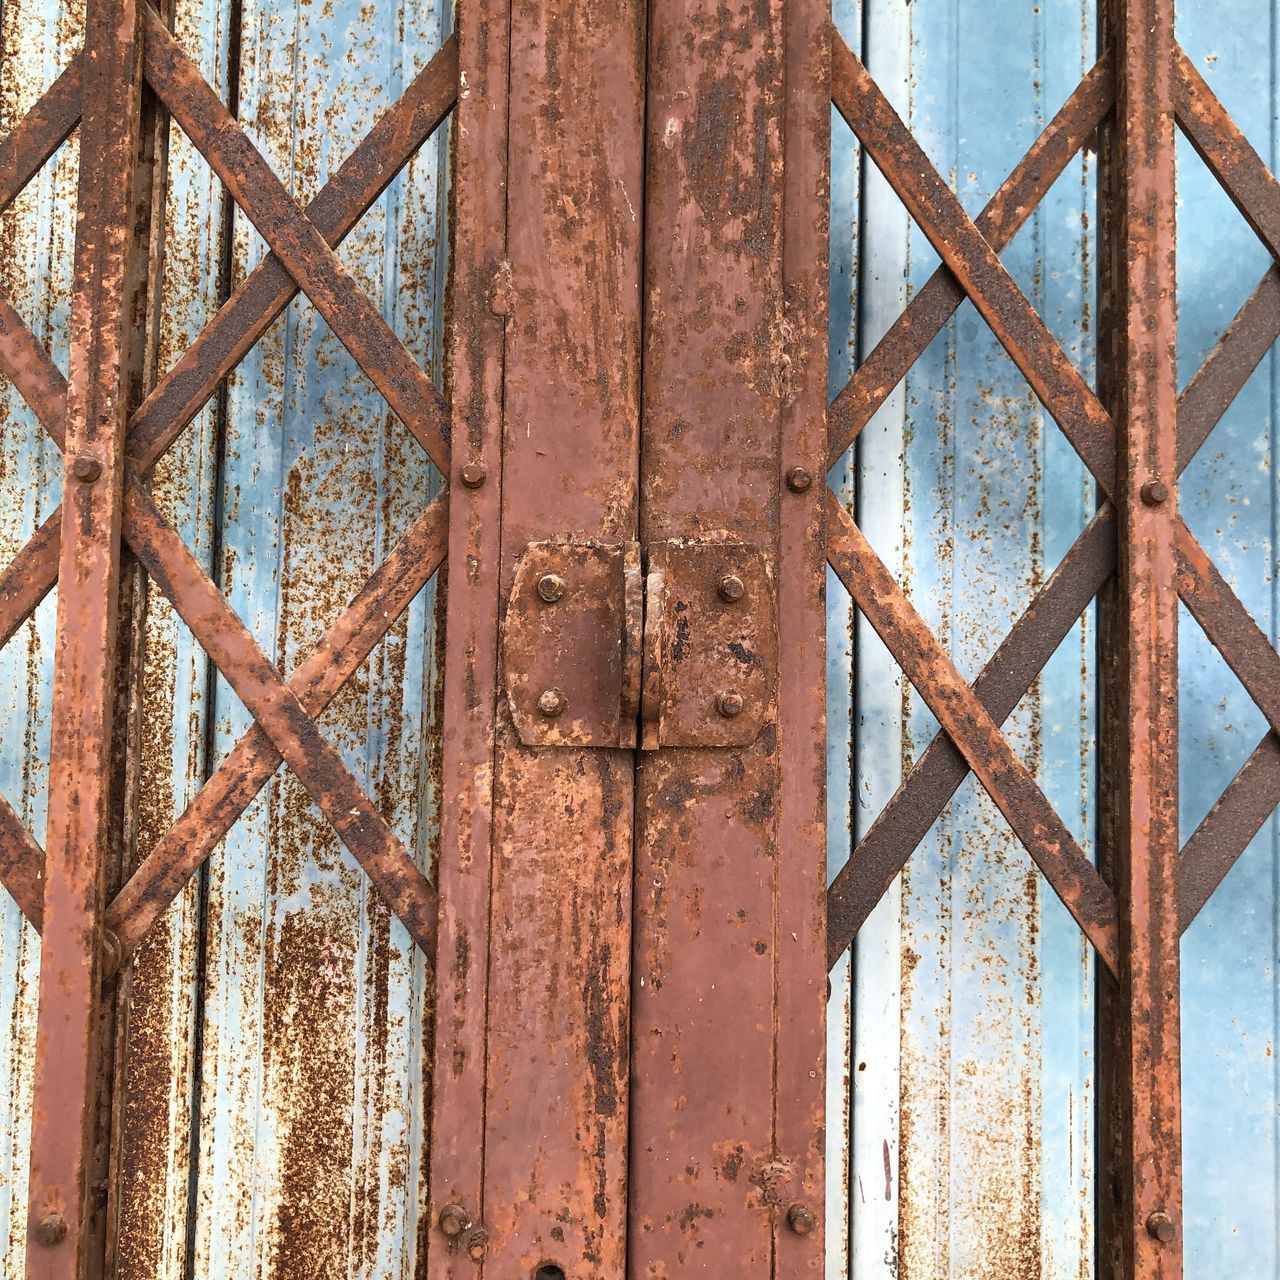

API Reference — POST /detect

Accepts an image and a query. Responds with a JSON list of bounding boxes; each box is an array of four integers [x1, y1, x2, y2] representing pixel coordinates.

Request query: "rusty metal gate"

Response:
[[0, 0, 1274, 1275]]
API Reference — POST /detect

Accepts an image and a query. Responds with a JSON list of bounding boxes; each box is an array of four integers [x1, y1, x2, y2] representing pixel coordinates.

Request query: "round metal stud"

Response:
[[786, 1203, 817, 1236], [1146, 1211, 1175, 1244], [34, 1214, 67, 1247], [437, 1203, 470, 1239], [716, 690, 745, 719], [785, 466, 813, 494], [716, 573, 745, 603], [537, 573, 566, 603], [466, 1227, 489, 1262], [1140, 479, 1169, 507], [538, 688, 567, 719], [459, 462, 487, 489], [72, 455, 102, 483]]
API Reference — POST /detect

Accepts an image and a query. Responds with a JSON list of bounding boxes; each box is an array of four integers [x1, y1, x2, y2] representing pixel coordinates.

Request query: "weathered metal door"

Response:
[[0, 0, 1272, 1276]]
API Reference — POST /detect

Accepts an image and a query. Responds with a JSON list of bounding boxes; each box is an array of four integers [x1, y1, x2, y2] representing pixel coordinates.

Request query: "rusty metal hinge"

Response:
[[503, 535, 776, 749]]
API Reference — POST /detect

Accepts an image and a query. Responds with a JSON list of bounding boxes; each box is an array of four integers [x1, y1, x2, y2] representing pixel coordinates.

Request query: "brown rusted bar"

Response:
[[424, 0, 509, 1267], [0, 54, 82, 215], [827, 53, 1114, 465], [24, 0, 144, 1273], [631, 0, 827, 1269], [825, 493, 1120, 976], [1096, 0, 1183, 1275]]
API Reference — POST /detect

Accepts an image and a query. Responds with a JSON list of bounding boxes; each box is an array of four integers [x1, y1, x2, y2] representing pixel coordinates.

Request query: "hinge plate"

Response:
[[504, 539, 641, 748], [640, 538, 775, 749]]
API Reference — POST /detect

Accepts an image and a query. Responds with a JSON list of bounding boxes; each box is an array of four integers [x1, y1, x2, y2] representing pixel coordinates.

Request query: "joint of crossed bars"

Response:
[[0, 16, 459, 967], [824, 33, 1280, 973]]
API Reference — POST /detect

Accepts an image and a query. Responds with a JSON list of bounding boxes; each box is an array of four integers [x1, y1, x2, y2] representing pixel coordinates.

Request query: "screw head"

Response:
[[34, 1213, 67, 1247], [437, 1203, 470, 1239], [716, 690, 745, 719], [72, 455, 102, 483], [537, 573, 566, 603], [786, 1203, 817, 1236], [786, 465, 813, 494], [466, 1227, 489, 1261], [538, 688, 567, 719], [717, 573, 745, 603], [1140, 479, 1169, 507], [1146, 1211, 1176, 1244], [459, 462, 487, 489]]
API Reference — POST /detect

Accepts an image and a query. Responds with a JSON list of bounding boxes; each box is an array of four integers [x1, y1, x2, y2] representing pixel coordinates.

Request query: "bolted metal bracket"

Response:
[[639, 538, 775, 750], [503, 535, 774, 749], [503, 539, 642, 748]]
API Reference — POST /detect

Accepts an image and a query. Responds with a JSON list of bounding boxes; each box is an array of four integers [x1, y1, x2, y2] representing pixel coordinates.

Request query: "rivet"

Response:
[[1140, 479, 1169, 507], [716, 690, 744, 719], [34, 1213, 67, 1247], [437, 1203, 470, 1239], [785, 465, 813, 494], [1146, 1211, 1175, 1244], [538, 688, 567, 719], [717, 573, 745, 603], [459, 462, 487, 489], [72, 455, 102, 483], [786, 1203, 817, 1236], [466, 1227, 489, 1262], [537, 573, 566, 603]]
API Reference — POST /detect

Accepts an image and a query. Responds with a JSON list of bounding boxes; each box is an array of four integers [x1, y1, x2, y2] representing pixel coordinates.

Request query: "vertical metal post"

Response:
[[1098, 1, 1183, 1277], [430, 1, 646, 1275], [25, 0, 144, 1275], [631, 0, 827, 1272]]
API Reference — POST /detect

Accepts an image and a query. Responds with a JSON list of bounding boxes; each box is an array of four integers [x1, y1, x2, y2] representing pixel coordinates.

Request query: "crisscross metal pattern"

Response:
[[0, 5, 457, 1269]]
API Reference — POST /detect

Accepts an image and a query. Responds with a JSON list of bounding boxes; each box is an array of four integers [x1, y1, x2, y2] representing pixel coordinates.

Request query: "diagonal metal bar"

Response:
[[0, 797, 43, 928], [826, 505, 1116, 967], [831, 32, 1116, 489], [1175, 44, 1280, 263], [828, 54, 1114, 467], [107, 490, 449, 962], [141, 11, 450, 472], [120, 479, 439, 957], [824, 489, 1120, 976], [0, 53, 82, 216], [0, 36, 458, 652]]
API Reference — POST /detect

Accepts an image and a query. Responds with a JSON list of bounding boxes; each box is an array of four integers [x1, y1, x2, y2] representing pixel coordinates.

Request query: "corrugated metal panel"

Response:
[[839, 1, 1098, 1275], [191, 0, 448, 1274], [0, 0, 78, 1270], [1175, 7, 1280, 1275]]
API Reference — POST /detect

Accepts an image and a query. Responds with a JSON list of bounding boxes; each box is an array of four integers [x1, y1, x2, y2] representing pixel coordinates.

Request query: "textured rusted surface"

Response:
[[503, 540, 640, 748], [1096, 2, 1183, 1276], [630, 0, 828, 1271], [640, 540, 776, 750], [23, 1, 144, 1277]]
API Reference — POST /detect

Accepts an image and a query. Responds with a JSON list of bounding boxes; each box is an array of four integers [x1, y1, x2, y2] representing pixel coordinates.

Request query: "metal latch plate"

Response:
[[641, 539, 775, 749], [503, 539, 641, 747]]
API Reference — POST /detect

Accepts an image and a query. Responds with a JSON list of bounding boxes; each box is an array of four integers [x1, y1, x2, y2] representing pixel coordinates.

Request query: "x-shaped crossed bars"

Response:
[[0, 13, 458, 966], [825, 32, 1280, 976]]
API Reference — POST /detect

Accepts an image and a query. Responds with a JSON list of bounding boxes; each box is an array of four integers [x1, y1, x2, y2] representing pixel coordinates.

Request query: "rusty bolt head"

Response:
[[537, 573, 566, 603], [1146, 1211, 1176, 1243], [437, 1203, 470, 1239], [72, 455, 102, 483], [786, 1203, 817, 1236], [100, 927, 122, 980], [34, 1214, 67, 1247], [459, 462, 487, 489], [716, 573, 745, 603], [466, 1227, 489, 1261], [1140, 479, 1169, 507], [716, 690, 745, 719], [786, 465, 813, 494], [538, 688, 567, 719]]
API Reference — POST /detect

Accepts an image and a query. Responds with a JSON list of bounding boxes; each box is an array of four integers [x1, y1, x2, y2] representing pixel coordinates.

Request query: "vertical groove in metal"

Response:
[[1098, 1, 1183, 1277], [24, 0, 145, 1275]]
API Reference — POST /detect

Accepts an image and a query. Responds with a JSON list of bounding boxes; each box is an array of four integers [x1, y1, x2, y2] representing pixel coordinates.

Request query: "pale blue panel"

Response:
[[1176, 5, 1280, 1276], [848, 1, 1097, 1275], [193, 0, 448, 1274]]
